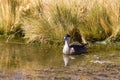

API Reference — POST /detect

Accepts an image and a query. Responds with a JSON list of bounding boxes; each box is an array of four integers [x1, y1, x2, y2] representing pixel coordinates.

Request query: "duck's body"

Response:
[[63, 34, 88, 55]]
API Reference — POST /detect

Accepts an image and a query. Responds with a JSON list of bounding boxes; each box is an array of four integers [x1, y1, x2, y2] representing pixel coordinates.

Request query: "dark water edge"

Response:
[[0, 42, 119, 80]]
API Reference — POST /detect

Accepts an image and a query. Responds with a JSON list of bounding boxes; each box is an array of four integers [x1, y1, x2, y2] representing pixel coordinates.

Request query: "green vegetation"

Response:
[[0, 0, 120, 44]]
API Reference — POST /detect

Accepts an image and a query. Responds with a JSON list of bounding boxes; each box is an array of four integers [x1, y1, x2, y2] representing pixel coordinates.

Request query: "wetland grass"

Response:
[[0, 0, 120, 43], [0, 1, 120, 79]]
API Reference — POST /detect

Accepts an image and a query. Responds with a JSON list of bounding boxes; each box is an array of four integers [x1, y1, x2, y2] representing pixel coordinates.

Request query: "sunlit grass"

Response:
[[0, 0, 120, 43]]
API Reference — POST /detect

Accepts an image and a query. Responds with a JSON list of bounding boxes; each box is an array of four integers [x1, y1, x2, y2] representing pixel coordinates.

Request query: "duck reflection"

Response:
[[63, 54, 75, 66]]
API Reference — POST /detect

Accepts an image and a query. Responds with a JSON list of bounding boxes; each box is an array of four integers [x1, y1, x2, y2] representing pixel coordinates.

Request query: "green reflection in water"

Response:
[[0, 43, 119, 70], [0, 43, 63, 70]]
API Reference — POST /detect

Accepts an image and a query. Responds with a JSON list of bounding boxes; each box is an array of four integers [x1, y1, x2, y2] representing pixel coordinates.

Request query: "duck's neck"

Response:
[[65, 40, 69, 47], [63, 40, 70, 54]]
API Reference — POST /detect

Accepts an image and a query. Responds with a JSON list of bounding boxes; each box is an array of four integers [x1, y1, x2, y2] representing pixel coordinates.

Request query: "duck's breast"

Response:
[[63, 45, 70, 54]]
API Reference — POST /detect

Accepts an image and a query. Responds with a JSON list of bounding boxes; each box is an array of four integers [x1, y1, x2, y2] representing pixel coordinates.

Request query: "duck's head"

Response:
[[64, 34, 71, 42]]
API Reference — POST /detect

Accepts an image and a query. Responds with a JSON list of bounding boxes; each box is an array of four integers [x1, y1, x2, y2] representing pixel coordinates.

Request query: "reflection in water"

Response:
[[0, 43, 25, 70], [0, 43, 120, 69], [0, 43, 119, 79], [0, 43, 63, 70], [63, 54, 75, 66]]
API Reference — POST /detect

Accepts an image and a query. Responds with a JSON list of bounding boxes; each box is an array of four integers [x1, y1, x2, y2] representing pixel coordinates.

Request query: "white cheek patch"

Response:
[[64, 37, 66, 40]]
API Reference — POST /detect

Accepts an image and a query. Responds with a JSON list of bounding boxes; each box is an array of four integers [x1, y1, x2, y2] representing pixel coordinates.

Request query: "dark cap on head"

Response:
[[65, 34, 70, 37]]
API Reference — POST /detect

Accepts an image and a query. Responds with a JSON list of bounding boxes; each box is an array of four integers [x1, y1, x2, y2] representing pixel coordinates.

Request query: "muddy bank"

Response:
[[33, 64, 120, 80], [0, 64, 119, 80]]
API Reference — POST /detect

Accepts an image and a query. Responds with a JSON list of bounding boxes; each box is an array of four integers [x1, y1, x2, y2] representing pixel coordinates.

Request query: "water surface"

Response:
[[0, 43, 120, 80]]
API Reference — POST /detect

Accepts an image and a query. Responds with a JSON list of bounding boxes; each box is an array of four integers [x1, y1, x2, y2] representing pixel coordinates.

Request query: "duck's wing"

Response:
[[69, 42, 88, 54], [69, 42, 82, 46]]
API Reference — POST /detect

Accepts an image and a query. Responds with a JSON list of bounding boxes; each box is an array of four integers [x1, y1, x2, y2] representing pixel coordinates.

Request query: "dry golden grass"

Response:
[[0, 0, 120, 43]]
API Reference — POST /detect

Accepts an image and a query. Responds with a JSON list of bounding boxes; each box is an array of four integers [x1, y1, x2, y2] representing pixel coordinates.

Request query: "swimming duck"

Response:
[[63, 34, 88, 55]]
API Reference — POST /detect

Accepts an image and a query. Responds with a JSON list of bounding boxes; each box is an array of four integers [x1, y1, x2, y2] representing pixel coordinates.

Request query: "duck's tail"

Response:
[[80, 43, 89, 50]]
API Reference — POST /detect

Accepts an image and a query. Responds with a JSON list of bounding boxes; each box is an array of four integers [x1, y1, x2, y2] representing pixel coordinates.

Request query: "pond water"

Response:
[[0, 42, 120, 80]]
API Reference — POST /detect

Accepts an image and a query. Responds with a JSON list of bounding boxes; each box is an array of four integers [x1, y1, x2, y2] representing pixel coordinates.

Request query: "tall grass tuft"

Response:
[[0, 0, 120, 43], [81, 4, 112, 41], [21, 0, 57, 44], [50, 0, 87, 31], [0, 0, 21, 34], [0, 0, 25, 42]]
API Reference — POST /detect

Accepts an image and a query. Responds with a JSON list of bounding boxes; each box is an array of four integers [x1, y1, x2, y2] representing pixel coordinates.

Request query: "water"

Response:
[[0, 43, 63, 68], [0, 43, 120, 80]]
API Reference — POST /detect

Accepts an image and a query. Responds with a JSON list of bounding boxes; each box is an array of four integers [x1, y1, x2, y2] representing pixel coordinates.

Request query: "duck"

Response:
[[63, 34, 88, 55]]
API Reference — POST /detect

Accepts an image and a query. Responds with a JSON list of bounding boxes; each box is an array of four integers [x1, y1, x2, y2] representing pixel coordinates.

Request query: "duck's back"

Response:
[[69, 42, 88, 54]]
